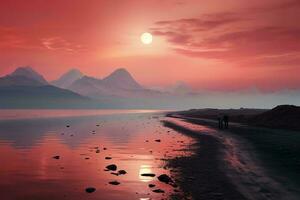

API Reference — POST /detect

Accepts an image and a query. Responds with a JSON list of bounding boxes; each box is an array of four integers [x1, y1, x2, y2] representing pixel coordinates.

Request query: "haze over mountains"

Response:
[[0, 66, 173, 109], [0, 67, 93, 108], [61, 68, 162, 99], [51, 69, 83, 88], [1, 66, 299, 109]]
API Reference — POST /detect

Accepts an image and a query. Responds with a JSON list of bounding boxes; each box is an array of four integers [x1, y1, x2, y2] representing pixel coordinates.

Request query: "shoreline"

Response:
[[162, 115, 300, 200], [163, 120, 247, 200]]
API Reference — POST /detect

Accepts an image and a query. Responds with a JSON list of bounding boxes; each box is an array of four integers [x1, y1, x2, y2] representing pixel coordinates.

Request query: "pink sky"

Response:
[[0, 0, 299, 91]]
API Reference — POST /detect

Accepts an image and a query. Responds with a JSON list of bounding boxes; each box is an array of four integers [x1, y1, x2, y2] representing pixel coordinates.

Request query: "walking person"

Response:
[[223, 115, 229, 129], [218, 116, 223, 129]]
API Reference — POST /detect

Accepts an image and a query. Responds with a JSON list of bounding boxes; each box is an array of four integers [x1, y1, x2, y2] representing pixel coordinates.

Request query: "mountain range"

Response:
[[64, 68, 163, 99], [0, 67, 95, 108], [0, 66, 186, 108]]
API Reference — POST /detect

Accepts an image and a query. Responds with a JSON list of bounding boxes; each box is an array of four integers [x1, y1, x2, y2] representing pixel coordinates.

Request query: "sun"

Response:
[[140, 32, 153, 44]]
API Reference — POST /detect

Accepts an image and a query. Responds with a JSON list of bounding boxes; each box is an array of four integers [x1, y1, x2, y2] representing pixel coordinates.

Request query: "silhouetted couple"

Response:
[[218, 115, 229, 129]]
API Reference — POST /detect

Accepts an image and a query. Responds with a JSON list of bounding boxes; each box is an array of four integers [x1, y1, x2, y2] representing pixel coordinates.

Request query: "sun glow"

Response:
[[140, 32, 153, 44]]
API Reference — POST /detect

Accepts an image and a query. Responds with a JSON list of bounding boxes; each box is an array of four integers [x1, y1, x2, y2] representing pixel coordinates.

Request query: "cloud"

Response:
[[41, 37, 86, 53], [0, 26, 86, 53], [0, 26, 41, 50], [151, 1, 300, 67]]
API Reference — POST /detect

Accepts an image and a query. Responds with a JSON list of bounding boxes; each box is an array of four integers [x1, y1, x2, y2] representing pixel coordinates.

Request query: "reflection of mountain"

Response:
[[0, 67, 93, 108]]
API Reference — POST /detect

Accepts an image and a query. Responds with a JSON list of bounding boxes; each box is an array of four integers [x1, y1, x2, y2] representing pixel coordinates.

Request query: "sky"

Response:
[[0, 0, 299, 92]]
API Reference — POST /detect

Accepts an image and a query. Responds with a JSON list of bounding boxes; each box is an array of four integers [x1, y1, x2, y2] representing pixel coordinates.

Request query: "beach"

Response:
[[0, 109, 299, 200], [164, 114, 300, 200]]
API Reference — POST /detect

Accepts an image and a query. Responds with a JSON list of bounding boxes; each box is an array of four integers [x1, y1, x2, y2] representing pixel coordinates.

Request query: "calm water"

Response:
[[0, 110, 193, 200]]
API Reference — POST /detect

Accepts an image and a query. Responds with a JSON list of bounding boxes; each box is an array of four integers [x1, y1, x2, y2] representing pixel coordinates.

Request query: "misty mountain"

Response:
[[0, 66, 48, 87], [167, 81, 192, 95], [0, 85, 98, 109], [0, 67, 100, 108], [0, 75, 46, 87], [51, 69, 83, 88], [102, 68, 143, 90], [67, 68, 162, 99], [10, 66, 48, 84]]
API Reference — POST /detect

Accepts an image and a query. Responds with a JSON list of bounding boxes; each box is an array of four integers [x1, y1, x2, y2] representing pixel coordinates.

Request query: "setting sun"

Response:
[[140, 32, 153, 44]]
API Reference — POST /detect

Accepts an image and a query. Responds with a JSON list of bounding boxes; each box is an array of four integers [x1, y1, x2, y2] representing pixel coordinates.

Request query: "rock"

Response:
[[155, 139, 161, 142], [105, 157, 112, 160], [109, 181, 120, 185], [106, 164, 117, 171], [103, 147, 107, 150], [66, 125, 70, 127], [158, 174, 173, 184], [85, 187, 96, 193], [141, 173, 156, 177], [148, 184, 155, 188], [118, 170, 127, 175], [96, 149, 100, 153], [52, 156, 60, 159], [152, 189, 165, 193]]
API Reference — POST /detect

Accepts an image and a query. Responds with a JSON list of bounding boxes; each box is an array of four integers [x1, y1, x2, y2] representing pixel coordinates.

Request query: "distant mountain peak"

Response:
[[103, 68, 143, 90], [112, 68, 129, 74], [51, 68, 84, 88], [10, 66, 48, 84], [12, 66, 36, 75], [67, 68, 83, 75]]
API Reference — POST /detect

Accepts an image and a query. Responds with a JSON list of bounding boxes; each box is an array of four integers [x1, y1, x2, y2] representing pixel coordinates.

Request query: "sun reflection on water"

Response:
[[139, 165, 153, 182]]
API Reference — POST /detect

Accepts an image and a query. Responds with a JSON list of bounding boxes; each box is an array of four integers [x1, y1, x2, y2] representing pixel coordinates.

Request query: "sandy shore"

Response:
[[163, 115, 300, 200]]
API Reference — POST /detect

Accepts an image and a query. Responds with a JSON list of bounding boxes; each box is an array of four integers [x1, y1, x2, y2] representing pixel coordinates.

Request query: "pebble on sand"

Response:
[[152, 189, 165, 193], [155, 139, 161, 142], [148, 184, 155, 188], [105, 157, 112, 160], [106, 164, 117, 171], [157, 174, 173, 184], [85, 187, 96, 193], [52, 156, 60, 159], [96, 149, 100, 153], [118, 170, 127, 175], [109, 181, 120, 185]]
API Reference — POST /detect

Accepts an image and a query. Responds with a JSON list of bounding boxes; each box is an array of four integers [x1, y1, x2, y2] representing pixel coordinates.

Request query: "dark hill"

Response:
[[249, 105, 300, 130]]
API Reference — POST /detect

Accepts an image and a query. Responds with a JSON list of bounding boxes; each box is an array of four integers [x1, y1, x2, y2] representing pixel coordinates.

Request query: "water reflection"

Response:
[[139, 165, 154, 182], [0, 110, 193, 200]]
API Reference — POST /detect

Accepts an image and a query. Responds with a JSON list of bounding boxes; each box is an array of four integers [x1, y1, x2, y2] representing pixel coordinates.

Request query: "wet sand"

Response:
[[163, 120, 246, 200], [163, 116, 300, 200]]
